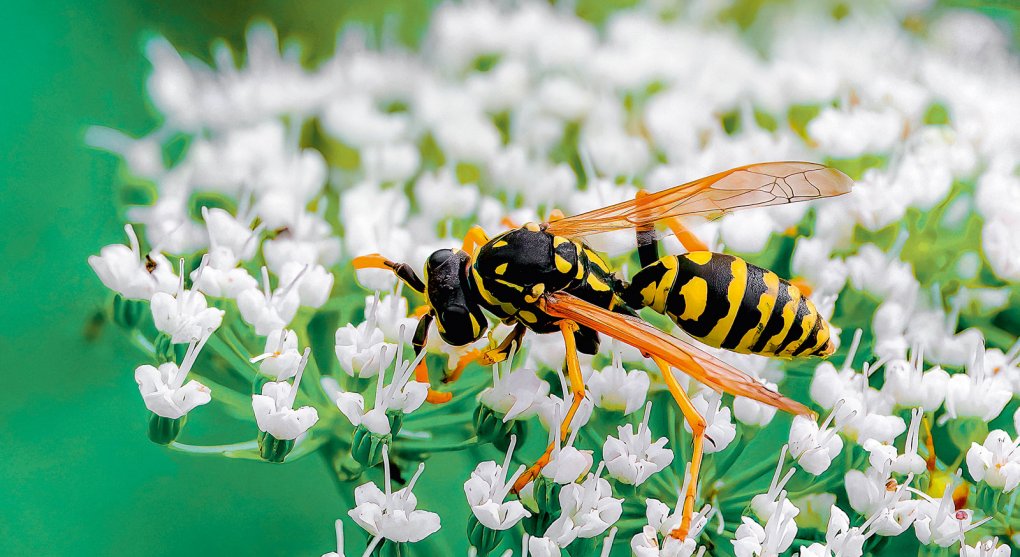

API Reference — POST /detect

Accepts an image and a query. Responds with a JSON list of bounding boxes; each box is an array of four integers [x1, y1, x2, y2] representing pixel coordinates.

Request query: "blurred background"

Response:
[[1, 1, 1018, 555]]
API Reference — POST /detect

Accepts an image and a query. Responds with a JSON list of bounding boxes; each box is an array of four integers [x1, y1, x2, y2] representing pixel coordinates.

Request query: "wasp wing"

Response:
[[541, 291, 812, 416], [544, 161, 852, 239]]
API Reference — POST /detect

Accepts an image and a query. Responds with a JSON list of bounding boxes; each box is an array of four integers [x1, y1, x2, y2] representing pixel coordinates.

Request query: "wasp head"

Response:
[[424, 249, 486, 346]]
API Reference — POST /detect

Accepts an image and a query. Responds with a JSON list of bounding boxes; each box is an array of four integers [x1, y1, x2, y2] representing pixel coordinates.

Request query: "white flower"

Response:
[[237, 266, 302, 335], [733, 377, 780, 427], [364, 291, 417, 345], [788, 405, 846, 476], [334, 294, 397, 378], [150, 259, 225, 343], [631, 469, 712, 557], [251, 348, 319, 440], [944, 343, 1013, 421], [201, 206, 259, 267], [321, 347, 427, 435], [687, 391, 736, 454], [545, 463, 623, 547], [479, 360, 550, 422], [89, 224, 177, 299], [881, 346, 950, 412], [750, 445, 799, 523], [587, 351, 649, 415], [967, 430, 1020, 492], [134, 336, 212, 419], [732, 496, 797, 557], [464, 434, 531, 530], [960, 538, 1012, 557], [524, 534, 563, 557], [349, 446, 441, 545], [280, 261, 333, 309], [913, 477, 989, 547], [824, 506, 869, 557], [603, 402, 674, 486], [249, 329, 302, 380], [807, 105, 902, 158]]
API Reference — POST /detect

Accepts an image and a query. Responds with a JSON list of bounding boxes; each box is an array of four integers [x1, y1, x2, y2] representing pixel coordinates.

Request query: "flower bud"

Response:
[[258, 430, 295, 463], [473, 404, 517, 447], [112, 294, 147, 329], [147, 412, 185, 445], [466, 515, 500, 555], [153, 333, 186, 364], [352, 425, 392, 467], [521, 476, 561, 536]]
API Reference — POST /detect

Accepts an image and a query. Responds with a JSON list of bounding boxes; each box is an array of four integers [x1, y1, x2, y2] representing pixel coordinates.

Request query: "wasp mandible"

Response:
[[353, 161, 853, 539]]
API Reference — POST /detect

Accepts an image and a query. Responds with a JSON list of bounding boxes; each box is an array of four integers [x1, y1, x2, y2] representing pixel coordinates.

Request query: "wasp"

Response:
[[353, 161, 853, 539]]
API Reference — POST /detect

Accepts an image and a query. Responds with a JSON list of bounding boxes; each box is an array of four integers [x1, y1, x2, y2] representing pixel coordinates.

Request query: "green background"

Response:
[[3, 1, 1018, 555], [0, 2, 437, 555]]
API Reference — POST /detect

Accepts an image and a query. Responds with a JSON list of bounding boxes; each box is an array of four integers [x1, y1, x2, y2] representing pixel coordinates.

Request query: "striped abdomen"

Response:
[[624, 252, 834, 358]]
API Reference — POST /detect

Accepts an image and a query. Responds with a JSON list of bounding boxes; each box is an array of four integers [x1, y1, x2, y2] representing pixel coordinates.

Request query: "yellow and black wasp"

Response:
[[353, 161, 853, 539]]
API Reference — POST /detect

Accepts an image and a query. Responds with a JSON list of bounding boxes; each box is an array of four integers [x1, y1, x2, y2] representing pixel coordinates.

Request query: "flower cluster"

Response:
[[88, 0, 1020, 555]]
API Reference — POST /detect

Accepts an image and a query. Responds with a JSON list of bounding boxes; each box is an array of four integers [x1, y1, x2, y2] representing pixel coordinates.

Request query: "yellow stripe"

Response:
[[687, 251, 712, 265], [737, 271, 779, 352], [492, 240, 508, 248], [495, 263, 508, 275], [587, 273, 611, 292], [495, 279, 523, 292], [641, 261, 677, 313], [518, 310, 538, 323], [554, 254, 572, 274], [678, 277, 708, 321], [705, 258, 747, 347], [765, 288, 800, 353], [783, 305, 818, 357], [553, 236, 569, 247]]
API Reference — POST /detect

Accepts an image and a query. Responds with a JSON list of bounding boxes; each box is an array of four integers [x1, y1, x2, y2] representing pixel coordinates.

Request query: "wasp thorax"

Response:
[[424, 249, 486, 346]]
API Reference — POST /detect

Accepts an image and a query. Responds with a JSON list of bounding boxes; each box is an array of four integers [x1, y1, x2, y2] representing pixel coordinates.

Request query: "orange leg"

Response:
[[443, 349, 482, 384], [663, 217, 709, 253], [411, 314, 453, 404], [788, 276, 814, 298], [513, 320, 586, 492], [461, 225, 489, 256], [547, 208, 565, 222], [652, 356, 706, 540]]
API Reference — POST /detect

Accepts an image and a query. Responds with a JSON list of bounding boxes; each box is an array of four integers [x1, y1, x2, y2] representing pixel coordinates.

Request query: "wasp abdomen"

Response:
[[625, 252, 834, 358]]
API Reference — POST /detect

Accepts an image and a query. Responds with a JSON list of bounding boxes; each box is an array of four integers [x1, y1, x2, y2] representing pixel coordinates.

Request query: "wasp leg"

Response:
[[442, 349, 482, 384], [479, 323, 527, 366], [412, 313, 453, 404], [513, 320, 586, 492], [461, 225, 490, 255], [547, 208, 565, 222], [651, 355, 706, 540], [633, 190, 709, 268], [352, 254, 426, 293]]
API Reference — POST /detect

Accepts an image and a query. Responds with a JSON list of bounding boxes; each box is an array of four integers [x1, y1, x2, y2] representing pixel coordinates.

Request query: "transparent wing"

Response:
[[541, 291, 813, 416], [544, 161, 852, 239]]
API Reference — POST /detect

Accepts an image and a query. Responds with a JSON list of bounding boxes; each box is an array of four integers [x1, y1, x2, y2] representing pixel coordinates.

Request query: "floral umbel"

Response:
[[88, 0, 1020, 555]]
